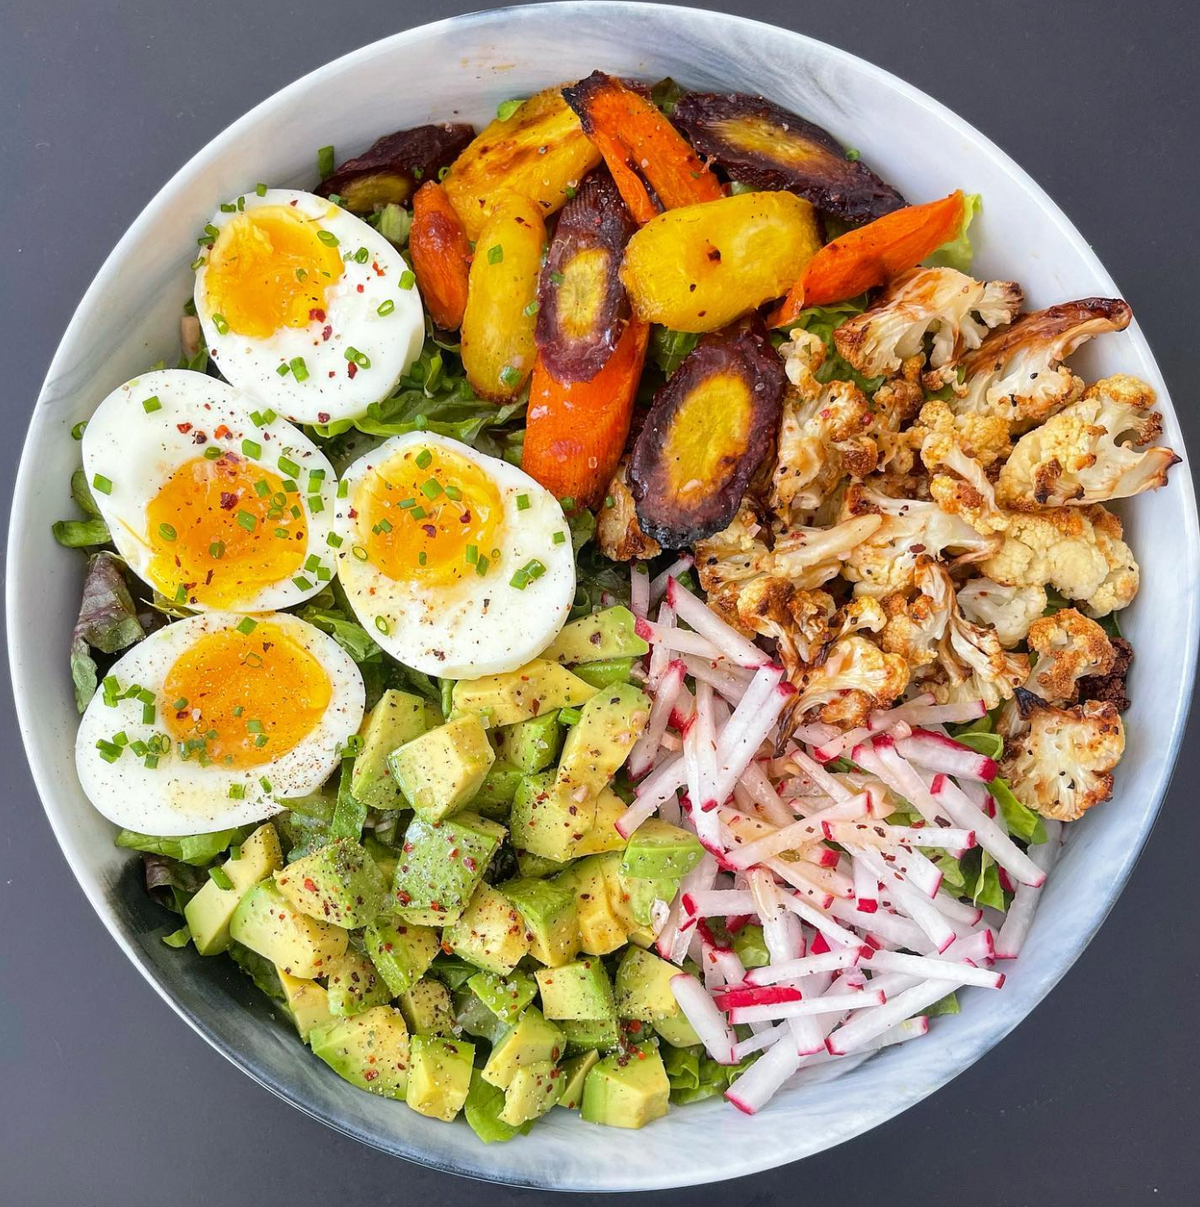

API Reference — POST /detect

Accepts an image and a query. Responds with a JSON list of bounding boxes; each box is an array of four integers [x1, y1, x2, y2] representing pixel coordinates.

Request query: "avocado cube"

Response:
[[515, 848, 571, 879], [364, 920, 439, 996], [363, 834, 400, 884], [464, 1070, 531, 1143], [499, 711, 564, 774], [554, 683, 650, 810], [470, 761, 525, 819], [405, 1034, 475, 1121], [560, 1017, 621, 1054], [454, 988, 509, 1045], [350, 689, 432, 809], [613, 947, 699, 1047], [731, 923, 770, 969], [570, 657, 636, 689], [451, 658, 599, 728], [556, 1050, 600, 1110], [540, 606, 649, 664], [388, 713, 495, 822], [599, 853, 639, 932], [274, 837, 387, 929], [572, 788, 630, 857], [444, 883, 530, 976], [467, 970, 538, 1025], [510, 771, 592, 862], [184, 823, 283, 956], [391, 811, 505, 925], [622, 874, 680, 928], [652, 1011, 702, 1048], [499, 1059, 562, 1126], [581, 1043, 671, 1128], [310, 1005, 410, 1098], [501, 876, 578, 967], [481, 1007, 564, 1088], [230, 881, 347, 979], [556, 855, 627, 955], [620, 818, 705, 880], [535, 958, 616, 1021], [276, 969, 334, 1042], [326, 949, 392, 1017], [398, 978, 454, 1035]]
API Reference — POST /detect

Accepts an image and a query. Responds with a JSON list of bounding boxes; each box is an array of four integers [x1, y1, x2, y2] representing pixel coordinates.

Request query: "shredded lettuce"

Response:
[[70, 552, 145, 710], [116, 826, 250, 866], [785, 297, 884, 395], [662, 1044, 756, 1105], [925, 192, 982, 274], [953, 729, 1004, 761], [988, 777, 1048, 844]]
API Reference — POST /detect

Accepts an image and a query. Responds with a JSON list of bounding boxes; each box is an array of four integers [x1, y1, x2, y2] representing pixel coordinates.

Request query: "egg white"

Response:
[[81, 369, 338, 612], [76, 612, 365, 835], [194, 189, 424, 424], [332, 433, 576, 679]]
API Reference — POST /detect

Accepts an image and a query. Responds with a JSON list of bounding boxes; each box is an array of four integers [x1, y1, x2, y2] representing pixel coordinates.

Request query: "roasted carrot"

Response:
[[769, 190, 965, 327], [562, 72, 723, 221], [523, 318, 650, 509], [409, 180, 472, 329]]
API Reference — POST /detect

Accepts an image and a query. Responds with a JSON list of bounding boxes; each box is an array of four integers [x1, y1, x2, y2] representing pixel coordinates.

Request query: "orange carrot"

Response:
[[523, 318, 650, 508], [409, 180, 472, 329], [563, 72, 724, 221], [769, 191, 965, 327]]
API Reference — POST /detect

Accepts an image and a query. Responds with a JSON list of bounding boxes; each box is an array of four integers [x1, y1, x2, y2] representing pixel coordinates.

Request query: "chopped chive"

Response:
[[204, 446, 223, 460], [317, 145, 335, 179], [190, 257, 206, 271], [276, 364, 290, 377], [398, 498, 416, 509], [295, 267, 308, 281], [259, 777, 272, 793], [549, 270, 564, 286], [316, 566, 332, 580], [290, 505, 302, 518], [304, 554, 321, 572], [344, 346, 371, 369], [420, 478, 443, 499], [308, 494, 324, 514], [246, 718, 264, 733], [377, 298, 395, 316], [255, 733, 269, 747], [143, 754, 159, 769], [516, 493, 530, 511], [96, 739, 122, 763], [523, 300, 540, 316], [281, 480, 298, 495], [409, 506, 427, 520], [604, 494, 615, 509], [209, 865, 234, 891], [236, 511, 257, 532], [142, 395, 162, 414], [499, 364, 521, 388], [137, 688, 155, 705], [289, 356, 309, 382], [220, 202, 236, 213], [415, 449, 432, 470], [141, 703, 156, 724], [262, 409, 276, 424], [375, 616, 390, 634], [326, 532, 343, 548], [236, 617, 257, 635], [92, 474, 113, 495], [242, 438, 261, 458], [438, 165, 451, 181], [417, 551, 427, 566], [511, 558, 546, 589], [352, 545, 368, 561], [553, 530, 566, 544], [212, 313, 230, 335], [337, 479, 349, 498], [172, 697, 188, 711], [475, 555, 490, 577], [487, 244, 504, 264], [204, 223, 220, 239], [274, 527, 289, 539], [372, 517, 393, 535], [229, 783, 246, 799], [256, 182, 267, 196], [157, 523, 176, 542], [354, 246, 370, 264], [317, 229, 339, 247], [277, 456, 300, 478], [292, 575, 314, 590], [399, 270, 415, 291], [465, 544, 478, 564], [174, 585, 188, 603], [565, 184, 578, 199], [497, 97, 524, 120], [254, 479, 271, 497], [307, 467, 326, 484], [71, 420, 88, 440], [237, 196, 245, 211], [444, 484, 462, 501], [209, 541, 225, 559]]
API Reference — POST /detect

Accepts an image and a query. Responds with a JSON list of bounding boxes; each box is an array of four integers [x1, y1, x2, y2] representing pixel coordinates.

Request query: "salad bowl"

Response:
[[8, 1, 1198, 1190]]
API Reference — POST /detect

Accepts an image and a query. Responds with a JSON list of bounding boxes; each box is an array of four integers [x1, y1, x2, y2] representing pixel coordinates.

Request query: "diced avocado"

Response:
[[325, 948, 391, 1017], [454, 988, 509, 1044], [501, 876, 578, 967], [229, 881, 347, 978], [363, 834, 400, 884], [572, 788, 629, 857], [541, 606, 649, 664], [470, 761, 524, 819], [468, 970, 538, 1025], [185, 823, 284, 956], [391, 811, 505, 925], [556, 1050, 600, 1109], [515, 848, 571, 879], [276, 969, 334, 1042], [464, 1070, 531, 1143], [310, 1005, 410, 1098], [580, 1042, 671, 1129], [652, 1012, 702, 1048], [509, 770, 592, 862], [613, 947, 699, 1047], [398, 978, 454, 1035], [560, 1017, 621, 1054], [443, 883, 530, 975], [274, 837, 387, 929], [620, 817, 705, 880], [364, 920, 439, 996], [598, 851, 639, 932], [554, 683, 650, 811], [388, 714, 495, 822], [622, 874, 679, 928], [499, 711, 564, 774], [499, 1059, 561, 1126], [731, 923, 770, 969], [452, 658, 600, 728], [350, 689, 431, 809], [571, 657, 636, 689], [482, 1007, 564, 1089], [556, 855, 627, 955], [405, 1034, 475, 1121], [535, 958, 616, 1021]]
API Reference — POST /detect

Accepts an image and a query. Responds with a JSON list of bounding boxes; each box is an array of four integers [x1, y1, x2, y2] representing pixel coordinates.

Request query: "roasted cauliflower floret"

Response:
[[956, 578, 1048, 648], [840, 484, 1000, 596], [1025, 608, 1116, 705], [790, 634, 910, 729], [927, 298, 1133, 428], [997, 374, 1179, 508], [834, 267, 1022, 378], [768, 514, 884, 590], [598, 459, 661, 561], [778, 327, 826, 396], [694, 503, 764, 597], [719, 578, 837, 675], [980, 504, 1138, 618], [867, 366, 926, 476], [1002, 699, 1125, 821], [880, 556, 954, 669]]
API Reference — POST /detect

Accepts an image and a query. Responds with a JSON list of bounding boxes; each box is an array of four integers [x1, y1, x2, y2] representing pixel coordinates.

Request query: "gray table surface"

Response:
[[2, 1, 1197, 1203]]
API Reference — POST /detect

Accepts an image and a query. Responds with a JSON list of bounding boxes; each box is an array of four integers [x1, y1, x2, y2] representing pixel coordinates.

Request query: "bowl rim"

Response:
[[8, 0, 1199, 1190]]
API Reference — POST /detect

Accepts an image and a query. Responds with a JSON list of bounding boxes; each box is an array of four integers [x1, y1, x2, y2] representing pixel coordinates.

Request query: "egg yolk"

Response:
[[356, 446, 503, 586], [202, 206, 344, 340], [144, 453, 306, 607], [163, 623, 332, 771]]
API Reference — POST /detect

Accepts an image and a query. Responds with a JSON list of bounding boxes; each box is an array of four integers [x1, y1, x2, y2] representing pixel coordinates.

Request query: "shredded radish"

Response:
[[732, 1024, 788, 1062], [666, 577, 772, 668], [996, 820, 1063, 958], [635, 615, 727, 662], [630, 563, 650, 620], [861, 948, 1005, 988], [681, 653, 752, 703], [930, 775, 1047, 887], [693, 681, 720, 810], [724, 795, 870, 870], [725, 1030, 803, 1113], [853, 857, 879, 913], [895, 729, 999, 782], [671, 973, 738, 1064], [871, 697, 985, 727], [649, 554, 694, 607], [728, 989, 885, 1026], [825, 821, 976, 851], [826, 980, 963, 1055], [682, 889, 758, 918], [627, 660, 684, 780], [646, 599, 675, 689], [744, 949, 861, 986]]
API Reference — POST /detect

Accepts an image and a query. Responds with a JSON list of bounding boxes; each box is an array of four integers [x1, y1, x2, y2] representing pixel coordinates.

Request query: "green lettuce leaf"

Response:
[[53, 518, 111, 548], [924, 193, 982, 273], [115, 826, 250, 866], [731, 924, 770, 969], [648, 327, 699, 376], [785, 298, 884, 395], [662, 1044, 752, 1105], [972, 850, 1007, 910], [988, 777, 1048, 845], [70, 552, 145, 710], [953, 729, 1004, 761], [922, 991, 960, 1018]]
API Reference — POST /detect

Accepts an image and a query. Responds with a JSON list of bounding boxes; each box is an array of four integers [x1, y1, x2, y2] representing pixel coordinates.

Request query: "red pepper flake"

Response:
[[347, 362, 358, 379], [322, 324, 332, 341], [219, 492, 238, 510], [317, 412, 330, 423], [422, 524, 436, 538], [347, 507, 358, 519], [214, 425, 232, 439], [193, 430, 207, 444], [462, 856, 477, 872], [309, 308, 326, 321], [363, 1069, 378, 1082], [372, 260, 385, 276], [176, 422, 192, 434], [356, 283, 364, 293], [303, 877, 318, 893]]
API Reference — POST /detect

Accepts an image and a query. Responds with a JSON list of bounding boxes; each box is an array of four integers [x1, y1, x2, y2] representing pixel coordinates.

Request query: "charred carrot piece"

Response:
[[523, 318, 650, 509], [769, 191, 965, 327], [409, 180, 473, 329], [563, 72, 723, 220]]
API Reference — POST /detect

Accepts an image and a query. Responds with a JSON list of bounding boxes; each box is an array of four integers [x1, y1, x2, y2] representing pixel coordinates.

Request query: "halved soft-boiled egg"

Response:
[[76, 612, 365, 835], [193, 188, 424, 425], [333, 433, 576, 678], [82, 369, 338, 611]]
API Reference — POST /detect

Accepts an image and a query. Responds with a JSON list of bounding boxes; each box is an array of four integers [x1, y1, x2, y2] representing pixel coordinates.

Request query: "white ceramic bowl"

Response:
[[8, 2, 1198, 1191]]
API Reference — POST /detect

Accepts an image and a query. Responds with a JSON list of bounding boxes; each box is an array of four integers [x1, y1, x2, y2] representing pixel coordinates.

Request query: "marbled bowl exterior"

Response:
[[7, 2, 1198, 1191]]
